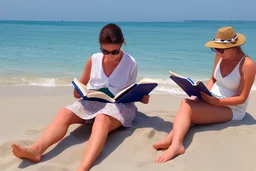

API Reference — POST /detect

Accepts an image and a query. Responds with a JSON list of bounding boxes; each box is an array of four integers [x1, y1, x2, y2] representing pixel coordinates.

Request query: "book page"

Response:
[[138, 78, 158, 84], [73, 78, 89, 96], [113, 84, 135, 100], [169, 71, 186, 79], [87, 91, 115, 102], [195, 80, 202, 85], [169, 71, 195, 84]]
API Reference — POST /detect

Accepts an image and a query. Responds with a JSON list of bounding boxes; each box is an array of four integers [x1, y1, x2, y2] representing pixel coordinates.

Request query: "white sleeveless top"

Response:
[[211, 55, 248, 112], [87, 52, 138, 96]]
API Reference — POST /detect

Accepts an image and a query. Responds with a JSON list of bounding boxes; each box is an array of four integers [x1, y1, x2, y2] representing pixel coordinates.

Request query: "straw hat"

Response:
[[205, 26, 246, 49]]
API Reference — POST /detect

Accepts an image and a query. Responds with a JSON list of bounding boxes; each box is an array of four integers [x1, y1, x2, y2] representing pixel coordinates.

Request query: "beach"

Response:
[[1, 20, 256, 171], [1, 86, 256, 171]]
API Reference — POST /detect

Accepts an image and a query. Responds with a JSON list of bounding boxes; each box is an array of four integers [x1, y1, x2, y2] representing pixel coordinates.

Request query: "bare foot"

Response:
[[156, 141, 185, 163], [153, 139, 171, 150], [153, 131, 173, 150], [11, 144, 42, 162]]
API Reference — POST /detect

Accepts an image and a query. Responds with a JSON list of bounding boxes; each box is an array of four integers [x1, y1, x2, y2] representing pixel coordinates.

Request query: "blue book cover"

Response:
[[115, 83, 158, 103], [72, 78, 158, 103], [169, 71, 212, 99]]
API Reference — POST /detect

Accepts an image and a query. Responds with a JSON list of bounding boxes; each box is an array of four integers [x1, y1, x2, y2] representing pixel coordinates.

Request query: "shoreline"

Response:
[[1, 84, 256, 98]]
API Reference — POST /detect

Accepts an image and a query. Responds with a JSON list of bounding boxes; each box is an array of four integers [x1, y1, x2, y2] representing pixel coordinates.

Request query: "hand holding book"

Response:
[[140, 95, 150, 104], [200, 92, 220, 105]]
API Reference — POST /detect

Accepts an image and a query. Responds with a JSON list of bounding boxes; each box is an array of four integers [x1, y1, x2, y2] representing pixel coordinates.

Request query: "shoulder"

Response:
[[240, 56, 255, 75], [242, 56, 255, 69], [91, 53, 103, 59], [90, 53, 103, 64], [123, 52, 137, 65]]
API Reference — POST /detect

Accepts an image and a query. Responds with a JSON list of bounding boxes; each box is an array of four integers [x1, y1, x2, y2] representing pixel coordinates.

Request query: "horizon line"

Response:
[[0, 19, 256, 23]]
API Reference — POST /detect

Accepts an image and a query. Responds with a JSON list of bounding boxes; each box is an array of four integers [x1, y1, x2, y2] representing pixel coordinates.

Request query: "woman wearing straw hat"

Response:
[[153, 26, 256, 163]]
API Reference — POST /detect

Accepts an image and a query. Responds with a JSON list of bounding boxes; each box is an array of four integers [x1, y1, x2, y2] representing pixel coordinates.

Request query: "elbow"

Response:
[[241, 98, 247, 104], [238, 97, 247, 104]]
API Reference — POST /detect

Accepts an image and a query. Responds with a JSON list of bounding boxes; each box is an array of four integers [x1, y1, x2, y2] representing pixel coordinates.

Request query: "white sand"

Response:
[[1, 86, 256, 171]]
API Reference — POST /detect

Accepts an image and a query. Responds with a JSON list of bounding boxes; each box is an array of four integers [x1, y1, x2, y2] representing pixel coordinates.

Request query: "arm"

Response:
[[206, 54, 220, 90], [218, 57, 255, 106], [73, 56, 92, 98]]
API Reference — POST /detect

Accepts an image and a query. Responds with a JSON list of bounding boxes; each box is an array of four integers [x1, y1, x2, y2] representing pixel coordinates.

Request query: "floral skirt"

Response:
[[66, 99, 137, 127]]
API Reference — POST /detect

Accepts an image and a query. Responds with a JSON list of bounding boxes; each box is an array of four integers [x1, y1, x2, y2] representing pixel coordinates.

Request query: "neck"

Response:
[[104, 50, 123, 64], [233, 51, 245, 61]]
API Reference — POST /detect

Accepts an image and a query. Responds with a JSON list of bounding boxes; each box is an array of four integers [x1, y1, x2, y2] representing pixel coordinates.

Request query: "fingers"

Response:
[[141, 95, 150, 104]]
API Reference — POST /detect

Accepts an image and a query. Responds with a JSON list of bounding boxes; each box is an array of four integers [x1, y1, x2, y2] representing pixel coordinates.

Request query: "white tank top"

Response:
[[87, 52, 138, 96], [211, 55, 248, 111]]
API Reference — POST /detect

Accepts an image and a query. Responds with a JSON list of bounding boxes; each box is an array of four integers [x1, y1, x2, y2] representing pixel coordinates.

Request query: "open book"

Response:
[[72, 77, 158, 103], [169, 71, 212, 99]]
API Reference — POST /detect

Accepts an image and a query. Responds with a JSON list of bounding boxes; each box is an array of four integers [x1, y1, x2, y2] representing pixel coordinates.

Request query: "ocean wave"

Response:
[[1, 76, 256, 95], [0, 77, 71, 87]]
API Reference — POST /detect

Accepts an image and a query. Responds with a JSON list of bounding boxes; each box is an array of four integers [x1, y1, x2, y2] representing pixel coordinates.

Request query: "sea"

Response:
[[1, 20, 256, 95]]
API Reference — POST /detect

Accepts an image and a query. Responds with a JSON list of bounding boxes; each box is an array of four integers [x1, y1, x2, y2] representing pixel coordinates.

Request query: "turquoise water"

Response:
[[1, 20, 256, 94]]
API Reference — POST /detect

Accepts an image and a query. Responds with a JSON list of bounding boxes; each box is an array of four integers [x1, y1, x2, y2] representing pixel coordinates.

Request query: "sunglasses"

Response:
[[211, 48, 225, 53], [100, 47, 120, 55]]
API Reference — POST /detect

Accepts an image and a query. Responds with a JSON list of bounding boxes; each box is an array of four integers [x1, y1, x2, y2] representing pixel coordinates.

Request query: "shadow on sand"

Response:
[[18, 112, 255, 169]]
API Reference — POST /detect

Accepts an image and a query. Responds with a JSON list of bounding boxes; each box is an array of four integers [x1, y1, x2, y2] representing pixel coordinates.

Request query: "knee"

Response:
[[55, 108, 75, 125], [178, 99, 193, 115], [94, 114, 111, 130], [180, 99, 191, 108]]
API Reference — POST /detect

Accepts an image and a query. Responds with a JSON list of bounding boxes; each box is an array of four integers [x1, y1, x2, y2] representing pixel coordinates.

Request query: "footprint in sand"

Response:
[[146, 128, 155, 139], [37, 165, 70, 171], [136, 160, 153, 168], [0, 140, 34, 157], [0, 158, 20, 171]]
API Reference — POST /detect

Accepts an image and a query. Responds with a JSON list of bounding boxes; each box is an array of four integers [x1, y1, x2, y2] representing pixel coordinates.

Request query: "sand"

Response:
[[1, 86, 256, 171]]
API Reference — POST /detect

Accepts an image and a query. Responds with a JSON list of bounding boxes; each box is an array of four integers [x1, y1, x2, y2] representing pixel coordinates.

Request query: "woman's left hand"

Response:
[[140, 95, 150, 104], [200, 92, 220, 105]]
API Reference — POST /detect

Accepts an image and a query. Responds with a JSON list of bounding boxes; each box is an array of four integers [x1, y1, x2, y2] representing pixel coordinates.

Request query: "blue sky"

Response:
[[0, 0, 255, 21]]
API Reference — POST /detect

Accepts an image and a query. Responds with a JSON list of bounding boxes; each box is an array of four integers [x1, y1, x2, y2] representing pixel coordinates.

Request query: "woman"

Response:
[[11, 23, 150, 171], [153, 26, 255, 163]]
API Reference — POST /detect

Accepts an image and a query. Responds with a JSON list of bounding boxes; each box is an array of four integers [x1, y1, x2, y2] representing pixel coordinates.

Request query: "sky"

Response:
[[0, 0, 255, 22]]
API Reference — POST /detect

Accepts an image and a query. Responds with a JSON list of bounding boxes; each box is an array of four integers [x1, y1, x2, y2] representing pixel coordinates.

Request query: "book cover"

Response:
[[115, 83, 158, 103], [169, 71, 212, 99]]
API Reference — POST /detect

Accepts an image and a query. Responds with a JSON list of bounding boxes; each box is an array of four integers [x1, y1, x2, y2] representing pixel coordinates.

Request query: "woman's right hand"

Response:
[[73, 89, 81, 99], [140, 95, 150, 104]]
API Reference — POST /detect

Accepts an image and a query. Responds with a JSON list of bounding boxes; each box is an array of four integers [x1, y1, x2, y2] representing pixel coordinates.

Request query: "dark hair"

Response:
[[99, 23, 125, 45]]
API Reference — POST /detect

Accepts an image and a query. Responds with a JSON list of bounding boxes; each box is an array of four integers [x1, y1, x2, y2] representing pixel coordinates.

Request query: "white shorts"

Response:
[[210, 92, 248, 121], [229, 106, 246, 121]]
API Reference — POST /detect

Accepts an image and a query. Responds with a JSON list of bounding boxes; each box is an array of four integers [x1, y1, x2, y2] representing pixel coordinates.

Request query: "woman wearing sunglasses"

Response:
[[11, 23, 150, 171], [153, 26, 255, 163]]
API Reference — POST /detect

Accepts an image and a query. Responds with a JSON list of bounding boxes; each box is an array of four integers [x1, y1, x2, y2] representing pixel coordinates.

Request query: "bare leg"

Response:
[[153, 98, 197, 150], [77, 114, 121, 171], [12, 108, 84, 162], [156, 99, 233, 163]]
